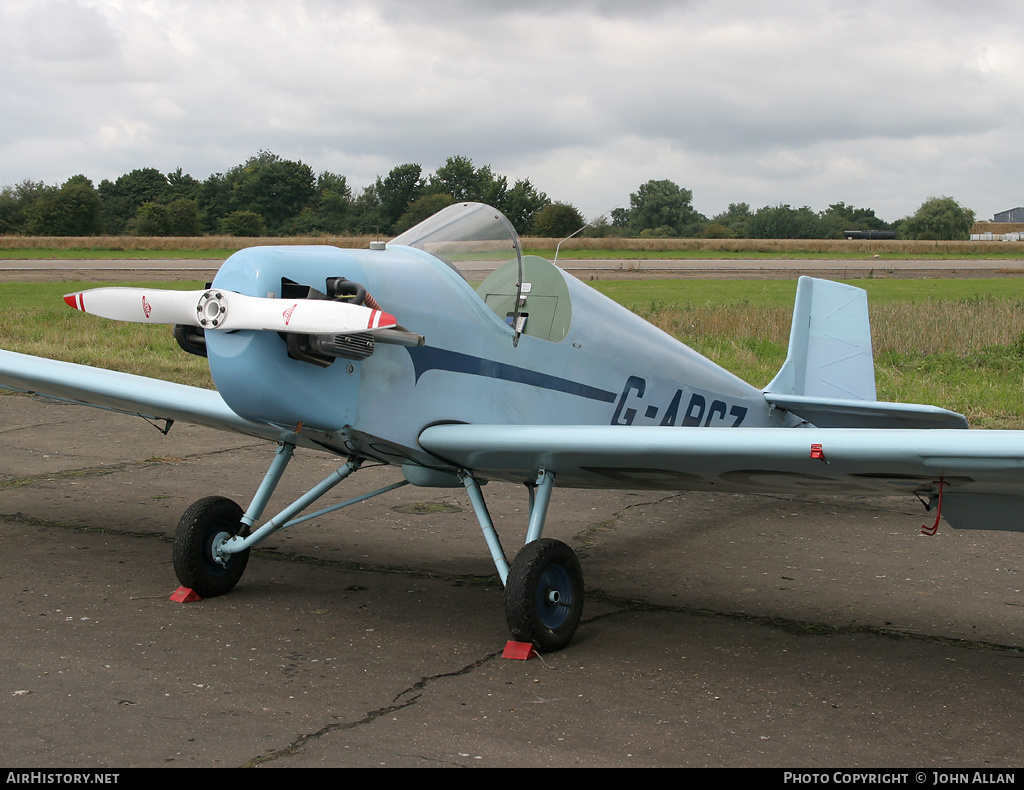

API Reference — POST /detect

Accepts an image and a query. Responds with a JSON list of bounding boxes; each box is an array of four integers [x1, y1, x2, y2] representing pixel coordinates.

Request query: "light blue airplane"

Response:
[[0, 202, 1017, 651]]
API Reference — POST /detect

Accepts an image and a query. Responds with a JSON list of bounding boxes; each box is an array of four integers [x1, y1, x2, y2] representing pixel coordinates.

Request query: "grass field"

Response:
[[592, 279, 1024, 427], [2, 277, 1023, 428], [5, 234, 1024, 260], [0, 281, 214, 388]]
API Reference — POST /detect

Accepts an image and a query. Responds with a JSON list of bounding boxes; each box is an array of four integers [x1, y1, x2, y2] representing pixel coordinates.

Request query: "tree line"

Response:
[[0, 150, 978, 240]]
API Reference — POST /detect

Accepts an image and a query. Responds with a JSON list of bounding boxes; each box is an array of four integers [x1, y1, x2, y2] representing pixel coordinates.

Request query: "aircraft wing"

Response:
[[418, 423, 1024, 532], [0, 349, 294, 445]]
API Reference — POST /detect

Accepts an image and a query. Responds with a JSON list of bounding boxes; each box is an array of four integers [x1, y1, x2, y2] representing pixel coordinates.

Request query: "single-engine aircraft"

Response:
[[0, 202, 1020, 652]]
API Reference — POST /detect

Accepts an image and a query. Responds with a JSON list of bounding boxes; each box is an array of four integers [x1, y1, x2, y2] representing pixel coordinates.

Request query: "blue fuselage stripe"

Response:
[[406, 346, 617, 403]]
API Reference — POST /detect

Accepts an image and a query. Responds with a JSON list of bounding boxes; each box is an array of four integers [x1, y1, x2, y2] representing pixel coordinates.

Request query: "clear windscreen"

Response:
[[390, 202, 524, 279]]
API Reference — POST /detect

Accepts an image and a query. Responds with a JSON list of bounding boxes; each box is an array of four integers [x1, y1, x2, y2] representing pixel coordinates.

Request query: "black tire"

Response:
[[172, 496, 250, 597], [504, 538, 584, 652]]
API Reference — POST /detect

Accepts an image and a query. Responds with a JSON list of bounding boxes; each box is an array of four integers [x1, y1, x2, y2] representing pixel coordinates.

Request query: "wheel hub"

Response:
[[537, 565, 574, 628], [210, 530, 232, 567]]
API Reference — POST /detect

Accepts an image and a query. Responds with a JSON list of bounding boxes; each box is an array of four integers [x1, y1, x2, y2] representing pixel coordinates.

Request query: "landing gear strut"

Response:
[[169, 442, 585, 651], [462, 469, 585, 651], [170, 440, 408, 597]]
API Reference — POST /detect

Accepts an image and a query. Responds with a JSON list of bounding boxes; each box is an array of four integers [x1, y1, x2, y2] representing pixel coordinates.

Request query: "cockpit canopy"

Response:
[[390, 201, 524, 279], [392, 203, 571, 343]]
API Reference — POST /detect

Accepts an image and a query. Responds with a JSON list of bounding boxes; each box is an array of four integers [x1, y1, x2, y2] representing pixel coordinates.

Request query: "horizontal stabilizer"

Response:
[[764, 393, 968, 430]]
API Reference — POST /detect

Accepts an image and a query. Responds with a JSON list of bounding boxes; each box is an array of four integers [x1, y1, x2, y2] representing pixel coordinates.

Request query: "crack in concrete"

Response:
[[0, 510, 504, 588], [242, 695, 422, 767], [0, 442, 263, 489], [243, 652, 500, 767], [580, 592, 1024, 655], [0, 418, 81, 436], [239, 588, 1024, 767], [4, 506, 1020, 657], [576, 491, 923, 554], [577, 492, 684, 552], [392, 652, 501, 706]]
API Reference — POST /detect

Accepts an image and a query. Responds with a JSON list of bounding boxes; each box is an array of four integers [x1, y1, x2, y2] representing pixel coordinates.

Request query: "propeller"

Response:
[[63, 287, 397, 335]]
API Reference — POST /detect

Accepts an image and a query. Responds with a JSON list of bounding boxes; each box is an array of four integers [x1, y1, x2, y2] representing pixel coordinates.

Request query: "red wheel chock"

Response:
[[169, 586, 202, 603], [502, 641, 537, 660]]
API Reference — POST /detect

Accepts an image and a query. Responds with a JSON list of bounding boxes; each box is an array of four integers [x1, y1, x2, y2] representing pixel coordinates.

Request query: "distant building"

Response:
[[994, 207, 1024, 223], [971, 232, 1024, 241]]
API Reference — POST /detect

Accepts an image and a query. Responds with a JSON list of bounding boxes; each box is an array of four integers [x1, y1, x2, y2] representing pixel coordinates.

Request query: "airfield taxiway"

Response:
[[1, 395, 1022, 768], [2, 260, 1023, 768]]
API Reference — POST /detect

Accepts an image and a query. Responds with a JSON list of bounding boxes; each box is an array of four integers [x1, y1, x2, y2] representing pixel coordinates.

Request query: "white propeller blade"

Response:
[[64, 288, 207, 326], [63, 287, 397, 335]]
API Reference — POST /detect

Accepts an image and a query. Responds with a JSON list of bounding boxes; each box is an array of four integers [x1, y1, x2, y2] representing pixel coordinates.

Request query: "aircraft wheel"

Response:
[[172, 496, 250, 597], [504, 538, 584, 652]]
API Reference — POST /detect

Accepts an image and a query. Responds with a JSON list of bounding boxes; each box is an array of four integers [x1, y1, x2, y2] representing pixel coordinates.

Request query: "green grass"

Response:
[[538, 247, 1024, 261], [589, 278, 1024, 428], [0, 281, 213, 388], [591, 277, 1024, 306], [3, 277, 1024, 428]]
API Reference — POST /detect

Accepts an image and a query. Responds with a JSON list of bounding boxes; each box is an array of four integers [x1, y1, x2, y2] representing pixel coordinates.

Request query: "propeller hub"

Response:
[[197, 291, 227, 328]]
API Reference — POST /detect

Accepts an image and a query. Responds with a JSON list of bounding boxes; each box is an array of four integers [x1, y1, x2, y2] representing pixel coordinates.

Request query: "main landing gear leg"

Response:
[[172, 441, 408, 597], [461, 470, 584, 652]]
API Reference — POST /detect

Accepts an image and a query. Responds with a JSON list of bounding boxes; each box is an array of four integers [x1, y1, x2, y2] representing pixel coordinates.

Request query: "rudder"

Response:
[[765, 276, 876, 400]]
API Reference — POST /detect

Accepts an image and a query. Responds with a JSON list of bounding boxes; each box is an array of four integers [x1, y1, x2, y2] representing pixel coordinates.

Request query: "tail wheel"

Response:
[[504, 538, 584, 652], [172, 496, 250, 597]]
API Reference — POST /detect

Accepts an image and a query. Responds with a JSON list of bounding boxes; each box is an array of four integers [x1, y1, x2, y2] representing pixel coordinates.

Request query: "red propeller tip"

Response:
[[64, 293, 83, 310], [369, 309, 397, 329]]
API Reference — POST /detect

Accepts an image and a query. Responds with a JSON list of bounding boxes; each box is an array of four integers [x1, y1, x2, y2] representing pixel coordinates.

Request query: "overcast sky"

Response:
[[3, 0, 1021, 223]]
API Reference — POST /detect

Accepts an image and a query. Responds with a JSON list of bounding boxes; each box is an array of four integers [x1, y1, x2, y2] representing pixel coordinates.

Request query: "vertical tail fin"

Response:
[[763, 277, 967, 429], [765, 276, 876, 400]]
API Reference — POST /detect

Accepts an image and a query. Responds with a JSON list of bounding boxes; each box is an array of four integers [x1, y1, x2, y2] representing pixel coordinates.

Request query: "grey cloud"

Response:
[[1, 0, 1022, 222]]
